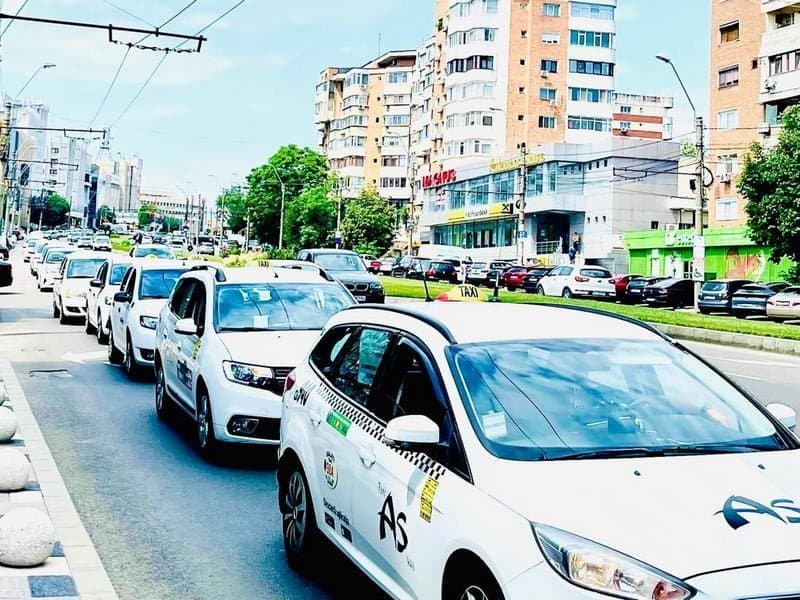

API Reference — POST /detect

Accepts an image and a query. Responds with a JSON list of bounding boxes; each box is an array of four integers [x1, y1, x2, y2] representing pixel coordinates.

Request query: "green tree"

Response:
[[216, 187, 247, 233], [162, 216, 182, 233], [738, 105, 800, 283], [341, 188, 396, 256], [283, 183, 337, 248], [138, 203, 157, 228], [31, 193, 69, 227], [96, 205, 116, 226], [246, 145, 329, 247]]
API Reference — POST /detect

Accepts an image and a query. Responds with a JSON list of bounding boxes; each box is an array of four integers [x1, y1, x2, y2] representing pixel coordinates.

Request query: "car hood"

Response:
[[134, 298, 168, 316], [327, 271, 379, 284], [61, 278, 91, 292], [218, 330, 321, 367], [483, 450, 800, 579]]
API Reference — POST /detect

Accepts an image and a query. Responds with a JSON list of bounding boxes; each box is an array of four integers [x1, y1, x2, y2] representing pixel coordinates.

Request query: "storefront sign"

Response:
[[664, 230, 695, 247], [488, 153, 546, 173], [447, 203, 507, 223], [422, 169, 458, 189]]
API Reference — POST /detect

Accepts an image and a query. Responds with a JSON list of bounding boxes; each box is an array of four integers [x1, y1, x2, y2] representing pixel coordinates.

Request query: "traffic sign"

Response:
[[518, 230, 528, 239]]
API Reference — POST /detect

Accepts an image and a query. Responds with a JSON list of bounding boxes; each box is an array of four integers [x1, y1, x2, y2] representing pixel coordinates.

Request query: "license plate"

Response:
[[777, 301, 790, 306], [645, 298, 656, 302], [355, 295, 366, 302]]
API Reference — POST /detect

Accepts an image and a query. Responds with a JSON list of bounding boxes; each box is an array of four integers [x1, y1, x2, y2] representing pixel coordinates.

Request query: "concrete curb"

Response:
[[651, 323, 800, 356], [0, 360, 118, 600]]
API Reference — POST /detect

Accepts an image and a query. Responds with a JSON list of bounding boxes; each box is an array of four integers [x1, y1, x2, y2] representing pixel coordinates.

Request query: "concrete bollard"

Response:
[[0, 406, 18, 442], [0, 447, 30, 491], [0, 507, 56, 567]]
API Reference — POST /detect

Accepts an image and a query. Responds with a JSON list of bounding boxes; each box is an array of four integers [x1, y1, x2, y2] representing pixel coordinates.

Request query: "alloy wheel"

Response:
[[282, 471, 307, 553], [460, 587, 490, 600], [197, 394, 210, 448]]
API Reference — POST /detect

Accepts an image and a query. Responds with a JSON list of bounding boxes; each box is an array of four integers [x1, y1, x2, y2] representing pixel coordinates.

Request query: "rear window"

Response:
[[431, 262, 451, 269], [702, 282, 726, 291], [471, 263, 487, 269], [579, 268, 611, 278], [738, 284, 765, 292], [529, 268, 550, 277]]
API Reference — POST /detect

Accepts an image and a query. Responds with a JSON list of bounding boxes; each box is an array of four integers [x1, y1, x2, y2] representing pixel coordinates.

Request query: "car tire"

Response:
[[443, 560, 504, 600], [735, 312, 747, 320], [279, 462, 321, 572], [537, 285, 545, 296], [196, 386, 219, 460], [154, 361, 173, 421], [96, 314, 109, 344], [124, 335, 142, 380], [562, 288, 573, 298], [58, 302, 68, 325], [85, 313, 96, 335], [53, 302, 59, 319], [699, 308, 710, 315], [506, 286, 516, 292], [107, 327, 123, 365]]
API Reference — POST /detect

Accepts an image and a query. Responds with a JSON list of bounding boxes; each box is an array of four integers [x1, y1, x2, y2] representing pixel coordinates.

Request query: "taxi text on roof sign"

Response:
[[436, 284, 485, 302]]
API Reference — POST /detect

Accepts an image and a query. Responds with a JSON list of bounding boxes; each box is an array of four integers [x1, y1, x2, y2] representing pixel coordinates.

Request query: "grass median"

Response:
[[379, 276, 800, 342]]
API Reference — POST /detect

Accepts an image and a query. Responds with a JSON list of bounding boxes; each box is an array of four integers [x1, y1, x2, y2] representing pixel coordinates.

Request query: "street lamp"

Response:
[[16, 63, 56, 98], [263, 163, 286, 250], [656, 54, 705, 311]]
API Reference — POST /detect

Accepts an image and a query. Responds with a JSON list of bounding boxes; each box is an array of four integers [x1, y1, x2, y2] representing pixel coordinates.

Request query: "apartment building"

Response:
[[315, 50, 416, 207], [611, 92, 674, 139], [48, 134, 93, 226]]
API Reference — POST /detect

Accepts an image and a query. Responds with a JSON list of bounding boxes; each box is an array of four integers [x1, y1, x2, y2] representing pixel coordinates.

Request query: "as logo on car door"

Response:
[[379, 493, 408, 553]]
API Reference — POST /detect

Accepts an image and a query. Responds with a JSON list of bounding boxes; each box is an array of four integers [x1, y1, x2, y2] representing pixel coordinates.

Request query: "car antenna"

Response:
[[422, 270, 433, 302]]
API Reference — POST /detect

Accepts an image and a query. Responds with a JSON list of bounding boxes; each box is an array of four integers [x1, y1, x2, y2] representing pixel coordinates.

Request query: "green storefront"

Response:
[[624, 226, 794, 282]]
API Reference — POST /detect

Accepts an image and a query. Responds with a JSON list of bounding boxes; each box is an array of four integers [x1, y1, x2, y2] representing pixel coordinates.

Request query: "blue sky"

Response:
[[0, 0, 709, 202]]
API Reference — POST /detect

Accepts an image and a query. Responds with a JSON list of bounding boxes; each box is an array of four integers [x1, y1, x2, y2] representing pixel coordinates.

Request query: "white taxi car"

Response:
[[85, 256, 132, 343], [154, 265, 354, 459], [108, 260, 193, 379], [537, 265, 615, 299], [52, 252, 108, 324], [279, 302, 800, 599], [37, 246, 75, 291]]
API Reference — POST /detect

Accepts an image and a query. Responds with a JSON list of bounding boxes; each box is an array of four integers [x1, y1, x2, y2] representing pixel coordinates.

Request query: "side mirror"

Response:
[[113, 291, 131, 303], [383, 415, 440, 451], [175, 317, 198, 336], [767, 403, 797, 431], [53, 274, 63, 281], [90, 278, 103, 288]]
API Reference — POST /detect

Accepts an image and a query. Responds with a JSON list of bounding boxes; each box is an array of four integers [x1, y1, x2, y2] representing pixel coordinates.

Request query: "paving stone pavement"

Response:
[[0, 361, 117, 600]]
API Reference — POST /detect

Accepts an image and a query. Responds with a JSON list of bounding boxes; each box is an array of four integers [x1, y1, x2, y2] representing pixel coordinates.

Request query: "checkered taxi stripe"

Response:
[[316, 383, 448, 481], [0, 417, 79, 599]]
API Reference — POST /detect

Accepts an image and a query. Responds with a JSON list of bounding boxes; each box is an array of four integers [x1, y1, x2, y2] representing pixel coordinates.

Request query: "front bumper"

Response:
[[130, 326, 157, 366], [767, 306, 800, 319], [209, 376, 283, 445], [61, 295, 88, 317]]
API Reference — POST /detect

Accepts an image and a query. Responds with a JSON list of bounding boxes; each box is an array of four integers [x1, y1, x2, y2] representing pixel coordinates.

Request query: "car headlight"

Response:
[[533, 524, 694, 599], [222, 360, 275, 388], [139, 316, 159, 330], [369, 281, 383, 290]]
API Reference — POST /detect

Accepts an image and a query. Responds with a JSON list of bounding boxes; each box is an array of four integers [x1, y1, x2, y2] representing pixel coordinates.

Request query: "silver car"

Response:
[[766, 285, 800, 321]]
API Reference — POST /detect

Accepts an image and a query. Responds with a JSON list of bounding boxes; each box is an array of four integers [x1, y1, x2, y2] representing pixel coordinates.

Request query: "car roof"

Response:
[[130, 259, 193, 271], [64, 251, 108, 260], [705, 278, 750, 283], [335, 303, 662, 345], [214, 266, 335, 285]]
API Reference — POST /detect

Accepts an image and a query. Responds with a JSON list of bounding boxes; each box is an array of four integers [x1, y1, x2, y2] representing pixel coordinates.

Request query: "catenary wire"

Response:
[[102, 0, 156, 28]]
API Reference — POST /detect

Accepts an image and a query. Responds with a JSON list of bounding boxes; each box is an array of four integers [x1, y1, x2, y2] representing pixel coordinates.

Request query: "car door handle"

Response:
[[309, 408, 323, 427], [358, 444, 376, 468]]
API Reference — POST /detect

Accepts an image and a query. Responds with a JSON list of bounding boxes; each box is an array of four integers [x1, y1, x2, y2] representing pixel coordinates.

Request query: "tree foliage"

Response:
[[96, 205, 116, 225], [138, 203, 157, 228], [283, 183, 337, 248], [341, 188, 396, 256], [31, 193, 69, 227], [246, 145, 329, 246], [738, 105, 800, 282], [216, 187, 247, 233]]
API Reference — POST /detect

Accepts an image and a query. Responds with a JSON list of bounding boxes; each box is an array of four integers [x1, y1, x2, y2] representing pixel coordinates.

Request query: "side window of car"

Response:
[[173, 280, 197, 320], [96, 263, 107, 283], [125, 270, 137, 296], [170, 279, 191, 316], [330, 328, 393, 409], [310, 326, 356, 377], [119, 268, 131, 291], [190, 282, 207, 334]]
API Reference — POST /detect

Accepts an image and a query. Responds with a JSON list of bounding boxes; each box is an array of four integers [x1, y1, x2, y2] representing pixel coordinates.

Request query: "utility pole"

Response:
[[517, 143, 528, 264], [335, 179, 343, 249], [692, 116, 706, 310]]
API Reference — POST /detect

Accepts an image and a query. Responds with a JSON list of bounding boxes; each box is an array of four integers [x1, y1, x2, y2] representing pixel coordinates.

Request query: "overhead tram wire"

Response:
[[110, 0, 247, 128], [0, 0, 31, 40], [102, 0, 156, 28], [88, 0, 201, 128]]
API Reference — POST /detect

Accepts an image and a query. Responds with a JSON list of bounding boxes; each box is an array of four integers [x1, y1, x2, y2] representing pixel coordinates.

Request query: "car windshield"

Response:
[[46, 250, 72, 263], [67, 258, 107, 279], [215, 282, 354, 331], [314, 253, 366, 272], [139, 269, 188, 299], [133, 246, 173, 258], [448, 338, 787, 461], [110, 264, 131, 285]]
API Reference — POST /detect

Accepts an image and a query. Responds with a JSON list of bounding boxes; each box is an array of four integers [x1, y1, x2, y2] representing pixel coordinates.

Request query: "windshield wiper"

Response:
[[218, 326, 268, 332], [550, 443, 780, 461]]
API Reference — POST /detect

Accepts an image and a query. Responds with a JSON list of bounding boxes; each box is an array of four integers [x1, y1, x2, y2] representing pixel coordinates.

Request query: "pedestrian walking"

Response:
[[571, 231, 581, 254], [568, 247, 576, 264]]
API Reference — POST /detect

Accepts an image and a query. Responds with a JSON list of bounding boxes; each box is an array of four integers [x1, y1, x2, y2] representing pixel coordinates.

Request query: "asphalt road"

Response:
[[0, 249, 382, 600], [2, 247, 800, 599]]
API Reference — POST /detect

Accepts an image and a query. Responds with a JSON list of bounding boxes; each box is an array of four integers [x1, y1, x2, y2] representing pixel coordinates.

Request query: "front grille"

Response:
[[345, 283, 369, 292]]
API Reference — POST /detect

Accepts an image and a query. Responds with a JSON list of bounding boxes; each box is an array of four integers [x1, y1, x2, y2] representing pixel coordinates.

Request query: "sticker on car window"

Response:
[[482, 411, 508, 439], [253, 315, 270, 329]]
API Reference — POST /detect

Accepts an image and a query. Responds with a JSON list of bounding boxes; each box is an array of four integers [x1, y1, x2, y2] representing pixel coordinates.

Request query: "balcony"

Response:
[[762, 0, 800, 14], [761, 19, 800, 55]]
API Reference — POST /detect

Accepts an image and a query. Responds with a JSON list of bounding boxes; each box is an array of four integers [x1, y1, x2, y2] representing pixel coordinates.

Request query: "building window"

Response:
[[379, 177, 408, 188], [570, 2, 614, 19], [541, 59, 558, 73], [568, 59, 614, 76], [717, 108, 739, 130], [715, 197, 739, 221], [51, 147, 59, 154], [775, 11, 795, 28], [567, 115, 612, 131], [538, 116, 556, 128], [446, 55, 495, 74], [718, 65, 739, 87], [382, 156, 407, 167], [49, 169, 58, 175], [448, 27, 497, 46], [569, 30, 614, 48], [569, 87, 611, 102], [769, 49, 800, 75], [543, 3, 561, 17], [383, 114, 410, 126], [719, 21, 740, 43], [541, 32, 560, 44], [717, 154, 738, 176], [387, 71, 408, 84], [540, 87, 556, 101]]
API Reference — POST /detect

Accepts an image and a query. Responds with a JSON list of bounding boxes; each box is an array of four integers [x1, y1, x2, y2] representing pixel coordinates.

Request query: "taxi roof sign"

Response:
[[436, 283, 485, 302]]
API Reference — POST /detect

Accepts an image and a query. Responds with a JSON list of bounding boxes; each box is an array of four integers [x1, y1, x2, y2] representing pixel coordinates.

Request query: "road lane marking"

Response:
[[60, 350, 108, 364], [704, 355, 800, 368]]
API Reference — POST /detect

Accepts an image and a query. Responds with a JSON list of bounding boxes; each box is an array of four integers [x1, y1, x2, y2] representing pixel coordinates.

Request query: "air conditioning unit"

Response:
[[665, 223, 679, 231], [540, 70, 549, 78], [758, 122, 771, 135], [549, 100, 558, 107], [719, 172, 731, 183], [620, 122, 630, 132]]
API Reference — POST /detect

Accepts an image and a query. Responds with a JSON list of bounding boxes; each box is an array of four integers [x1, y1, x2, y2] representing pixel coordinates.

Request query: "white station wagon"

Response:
[[278, 302, 800, 600]]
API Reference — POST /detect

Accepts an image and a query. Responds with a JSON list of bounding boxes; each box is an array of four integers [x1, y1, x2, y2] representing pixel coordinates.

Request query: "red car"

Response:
[[610, 274, 642, 301], [503, 266, 534, 291]]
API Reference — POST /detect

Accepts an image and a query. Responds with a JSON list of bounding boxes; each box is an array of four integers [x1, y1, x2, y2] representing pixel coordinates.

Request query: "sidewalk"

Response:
[[0, 360, 117, 600]]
